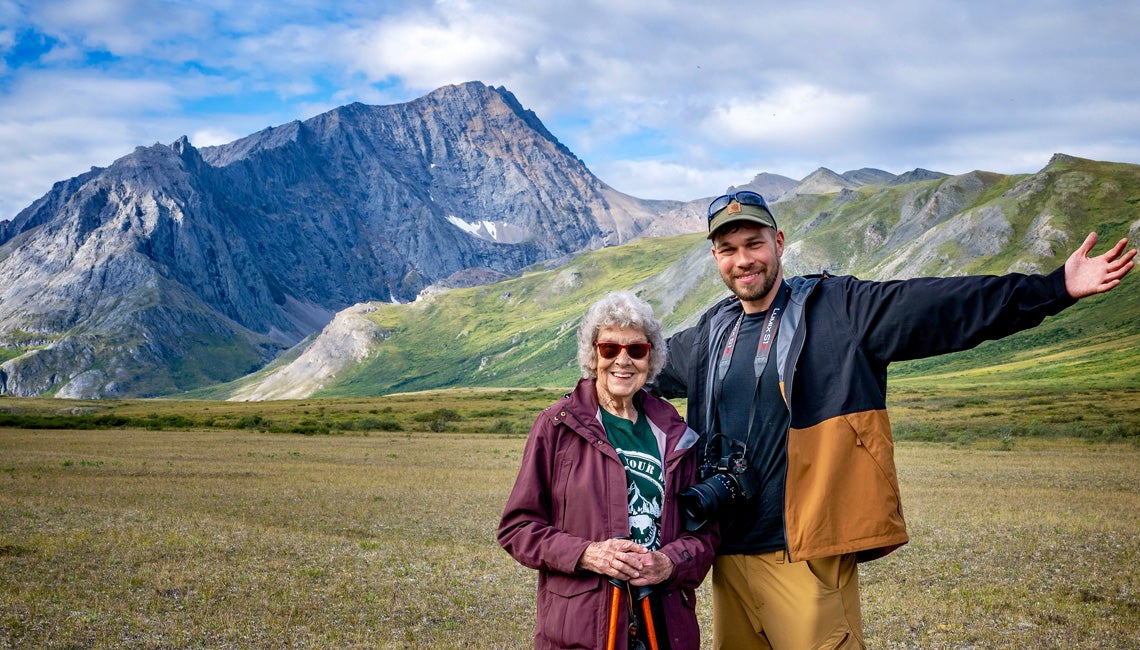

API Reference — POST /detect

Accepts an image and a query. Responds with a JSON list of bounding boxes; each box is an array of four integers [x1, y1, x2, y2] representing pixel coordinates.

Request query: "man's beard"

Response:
[[722, 261, 781, 304]]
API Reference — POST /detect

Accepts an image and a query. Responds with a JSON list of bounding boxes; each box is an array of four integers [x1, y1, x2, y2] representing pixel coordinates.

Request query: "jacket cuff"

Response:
[[657, 539, 707, 589], [1047, 265, 1078, 308], [551, 537, 593, 575]]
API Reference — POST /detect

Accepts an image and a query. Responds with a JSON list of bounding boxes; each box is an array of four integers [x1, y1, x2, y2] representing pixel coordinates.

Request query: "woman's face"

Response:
[[594, 325, 651, 402]]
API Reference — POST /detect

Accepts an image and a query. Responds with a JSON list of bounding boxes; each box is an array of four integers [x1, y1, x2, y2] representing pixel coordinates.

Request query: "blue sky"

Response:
[[1, 0, 1139, 220]]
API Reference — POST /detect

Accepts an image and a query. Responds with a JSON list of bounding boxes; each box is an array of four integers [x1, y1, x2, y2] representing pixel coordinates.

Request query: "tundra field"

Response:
[[1, 387, 1138, 649]]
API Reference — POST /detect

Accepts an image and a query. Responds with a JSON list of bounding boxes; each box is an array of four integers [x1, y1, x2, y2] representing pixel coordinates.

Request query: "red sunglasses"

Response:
[[596, 341, 652, 360]]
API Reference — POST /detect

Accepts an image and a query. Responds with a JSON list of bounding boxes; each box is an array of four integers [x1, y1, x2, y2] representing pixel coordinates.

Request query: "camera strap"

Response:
[[710, 282, 790, 459], [715, 281, 790, 391]]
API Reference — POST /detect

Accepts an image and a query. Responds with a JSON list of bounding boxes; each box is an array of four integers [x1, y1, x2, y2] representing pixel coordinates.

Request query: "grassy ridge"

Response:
[[3, 377, 1138, 443], [0, 389, 563, 437]]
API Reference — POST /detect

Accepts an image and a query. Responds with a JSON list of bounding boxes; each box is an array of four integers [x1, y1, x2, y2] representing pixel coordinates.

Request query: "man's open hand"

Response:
[[1065, 232, 1136, 298]]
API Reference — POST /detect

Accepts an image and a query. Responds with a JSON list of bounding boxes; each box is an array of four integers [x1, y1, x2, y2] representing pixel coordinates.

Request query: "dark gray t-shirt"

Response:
[[714, 309, 791, 554]]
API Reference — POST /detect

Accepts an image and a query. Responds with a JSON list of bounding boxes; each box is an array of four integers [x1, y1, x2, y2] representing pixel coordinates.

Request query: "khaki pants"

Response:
[[712, 551, 865, 650]]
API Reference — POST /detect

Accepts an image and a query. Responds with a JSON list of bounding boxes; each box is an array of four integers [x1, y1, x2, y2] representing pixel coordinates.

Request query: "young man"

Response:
[[652, 191, 1135, 649]]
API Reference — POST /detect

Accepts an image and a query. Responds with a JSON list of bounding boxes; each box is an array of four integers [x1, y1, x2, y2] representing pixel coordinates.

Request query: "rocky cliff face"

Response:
[[0, 82, 697, 398]]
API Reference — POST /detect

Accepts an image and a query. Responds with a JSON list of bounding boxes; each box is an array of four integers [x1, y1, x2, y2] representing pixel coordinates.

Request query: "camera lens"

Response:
[[679, 473, 738, 532]]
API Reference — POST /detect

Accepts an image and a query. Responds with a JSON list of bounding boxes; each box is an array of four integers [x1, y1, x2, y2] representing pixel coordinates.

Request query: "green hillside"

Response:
[[206, 155, 1139, 401], [320, 233, 725, 396]]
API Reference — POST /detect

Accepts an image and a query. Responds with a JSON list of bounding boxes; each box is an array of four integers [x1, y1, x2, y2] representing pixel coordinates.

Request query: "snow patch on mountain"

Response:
[[446, 216, 531, 244]]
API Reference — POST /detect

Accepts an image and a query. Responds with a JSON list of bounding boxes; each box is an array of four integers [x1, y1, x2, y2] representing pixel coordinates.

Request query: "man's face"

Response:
[[711, 223, 785, 312]]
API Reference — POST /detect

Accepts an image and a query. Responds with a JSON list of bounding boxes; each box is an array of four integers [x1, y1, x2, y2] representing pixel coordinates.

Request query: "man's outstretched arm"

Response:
[[1065, 232, 1137, 299]]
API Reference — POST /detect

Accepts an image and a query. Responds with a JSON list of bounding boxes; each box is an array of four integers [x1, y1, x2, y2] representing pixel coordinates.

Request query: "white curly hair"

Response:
[[576, 291, 666, 381]]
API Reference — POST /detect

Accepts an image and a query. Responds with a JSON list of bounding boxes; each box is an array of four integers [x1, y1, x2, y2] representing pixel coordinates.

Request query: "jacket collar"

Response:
[[556, 378, 690, 457]]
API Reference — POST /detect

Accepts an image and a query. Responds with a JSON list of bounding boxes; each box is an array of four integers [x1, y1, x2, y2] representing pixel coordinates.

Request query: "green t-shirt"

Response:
[[601, 407, 665, 550]]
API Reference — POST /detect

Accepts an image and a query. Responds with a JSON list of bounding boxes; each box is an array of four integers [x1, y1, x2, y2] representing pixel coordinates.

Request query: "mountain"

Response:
[[729, 168, 948, 204], [728, 172, 800, 201], [3, 79, 1137, 401], [208, 154, 1140, 400], [783, 166, 861, 197], [840, 167, 898, 186], [891, 168, 948, 185], [0, 81, 697, 398]]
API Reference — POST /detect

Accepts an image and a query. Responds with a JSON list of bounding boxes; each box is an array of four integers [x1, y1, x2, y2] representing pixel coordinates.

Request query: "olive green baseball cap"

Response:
[[707, 199, 778, 240]]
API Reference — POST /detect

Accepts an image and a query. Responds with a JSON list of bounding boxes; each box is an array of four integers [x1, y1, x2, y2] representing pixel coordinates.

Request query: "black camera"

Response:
[[679, 435, 757, 532]]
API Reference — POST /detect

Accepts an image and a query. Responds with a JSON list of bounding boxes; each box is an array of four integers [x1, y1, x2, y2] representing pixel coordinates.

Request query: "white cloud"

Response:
[[189, 127, 243, 148], [0, 114, 134, 218], [232, 23, 351, 86], [701, 85, 875, 148], [343, 5, 535, 88], [35, 0, 209, 55], [593, 159, 753, 202], [0, 71, 181, 217], [1, 0, 1139, 216], [2, 70, 179, 119]]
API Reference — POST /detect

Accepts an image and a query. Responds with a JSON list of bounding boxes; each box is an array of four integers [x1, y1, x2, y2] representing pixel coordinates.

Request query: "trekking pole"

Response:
[[639, 595, 660, 650], [630, 584, 661, 650], [606, 579, 622, 650]]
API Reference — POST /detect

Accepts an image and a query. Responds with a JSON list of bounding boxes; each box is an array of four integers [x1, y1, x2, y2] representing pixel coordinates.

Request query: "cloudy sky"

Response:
[[1, 0, 1138, 220]]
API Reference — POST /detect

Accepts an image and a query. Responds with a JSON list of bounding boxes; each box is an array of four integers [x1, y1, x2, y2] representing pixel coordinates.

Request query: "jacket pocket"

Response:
[[546, 571, 600, 598], [660, 587, 701, 650], [844, 412, 902, 506], [679, 586, 697, 610], [539, 573, 603, 648]]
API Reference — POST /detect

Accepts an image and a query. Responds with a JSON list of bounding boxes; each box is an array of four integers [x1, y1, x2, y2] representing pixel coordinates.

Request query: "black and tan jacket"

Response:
[[653, 267, 1076, 562]]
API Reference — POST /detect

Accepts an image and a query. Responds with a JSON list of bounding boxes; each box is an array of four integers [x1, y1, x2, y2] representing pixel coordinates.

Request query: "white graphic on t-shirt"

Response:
[[627, 482, 662, 549]]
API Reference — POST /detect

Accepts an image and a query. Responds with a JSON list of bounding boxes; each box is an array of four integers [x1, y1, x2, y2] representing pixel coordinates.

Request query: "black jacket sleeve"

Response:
[[651, 324, 701, 400], [830, 266, 1077, 365]]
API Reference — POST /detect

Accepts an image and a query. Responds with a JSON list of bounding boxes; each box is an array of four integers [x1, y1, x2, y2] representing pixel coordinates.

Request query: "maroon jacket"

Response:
[[499, 378, 717, 649]]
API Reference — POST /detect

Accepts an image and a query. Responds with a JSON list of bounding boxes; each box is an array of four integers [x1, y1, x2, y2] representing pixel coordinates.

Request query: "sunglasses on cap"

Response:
[[595, 341, 652, 360], [707, 191, 772, 220]]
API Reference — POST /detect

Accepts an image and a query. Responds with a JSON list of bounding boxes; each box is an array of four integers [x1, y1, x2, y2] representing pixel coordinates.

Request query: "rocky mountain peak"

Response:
[[0, 82, 692, 398], [728, 172, 799, 202], [787, 167, 860, 196], [892, 168, 949, 185]]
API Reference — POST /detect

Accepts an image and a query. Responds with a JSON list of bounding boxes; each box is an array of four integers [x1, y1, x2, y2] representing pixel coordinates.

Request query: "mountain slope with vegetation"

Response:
[[211, 154, 1140, 400]]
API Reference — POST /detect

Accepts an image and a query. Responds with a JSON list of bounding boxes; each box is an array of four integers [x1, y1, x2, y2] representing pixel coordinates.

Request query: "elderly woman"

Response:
[[499, 291, 717, 649]]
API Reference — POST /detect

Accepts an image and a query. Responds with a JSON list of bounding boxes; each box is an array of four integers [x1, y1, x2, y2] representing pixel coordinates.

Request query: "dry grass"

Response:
[[861, 440, 1139, 649], [2, 427, 1137, 648], [1, 428, 534, 648], [886, 385, 1140, 443]]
